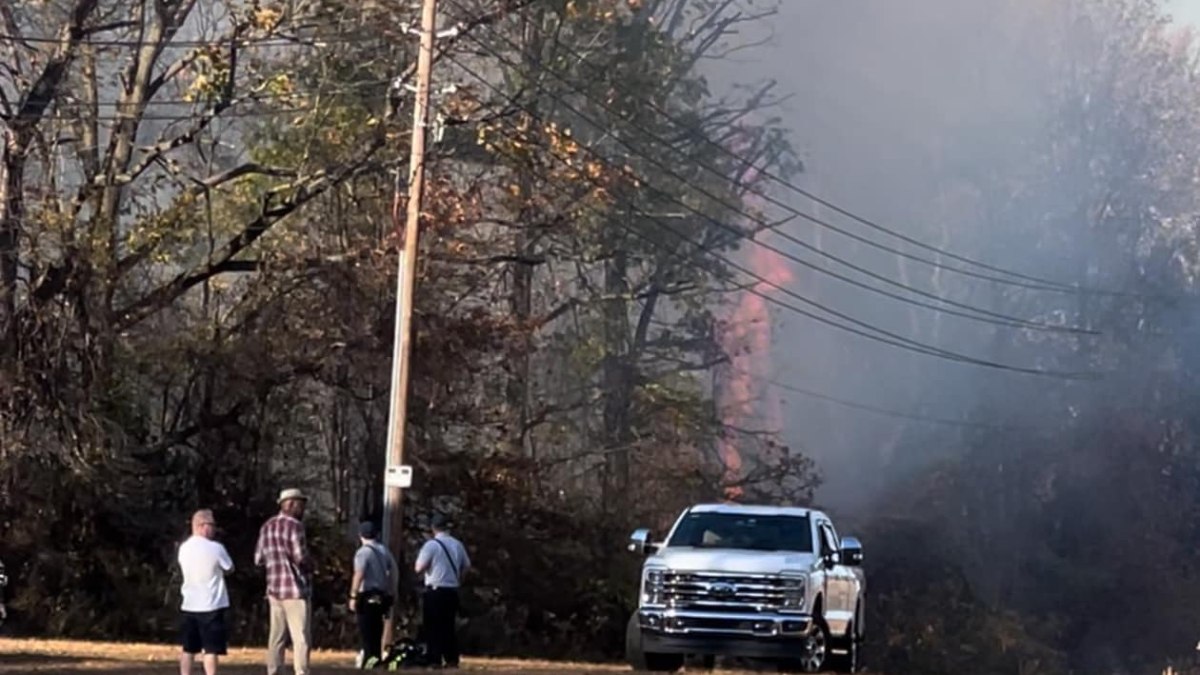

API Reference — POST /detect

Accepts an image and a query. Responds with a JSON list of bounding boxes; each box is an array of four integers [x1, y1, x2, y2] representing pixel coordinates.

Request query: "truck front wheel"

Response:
[[626, 614, 684, 672], [779, 614, 829, 673]]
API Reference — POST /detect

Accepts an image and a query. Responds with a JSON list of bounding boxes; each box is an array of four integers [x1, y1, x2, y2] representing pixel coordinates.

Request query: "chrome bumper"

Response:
[[638, 608, 813, 638]]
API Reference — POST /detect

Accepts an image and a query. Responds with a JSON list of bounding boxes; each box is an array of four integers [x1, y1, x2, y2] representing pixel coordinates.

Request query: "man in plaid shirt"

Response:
[[255, 488, 313, 675]]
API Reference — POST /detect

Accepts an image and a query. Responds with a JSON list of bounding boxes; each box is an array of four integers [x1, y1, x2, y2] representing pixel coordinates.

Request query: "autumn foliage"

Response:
[[0, 0, 806, 661]]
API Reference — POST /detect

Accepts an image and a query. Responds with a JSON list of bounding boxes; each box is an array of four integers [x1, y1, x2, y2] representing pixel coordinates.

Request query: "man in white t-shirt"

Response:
[[178, 509, 234, 675]]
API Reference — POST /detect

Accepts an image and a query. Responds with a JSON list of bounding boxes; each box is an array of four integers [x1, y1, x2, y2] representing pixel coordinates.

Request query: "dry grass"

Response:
[[0, 638, 661, 673], [0, 637, 783, 673]]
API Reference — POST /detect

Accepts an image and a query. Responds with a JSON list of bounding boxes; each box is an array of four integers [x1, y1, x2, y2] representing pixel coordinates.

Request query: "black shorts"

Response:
[[180, 609, 228, 655]]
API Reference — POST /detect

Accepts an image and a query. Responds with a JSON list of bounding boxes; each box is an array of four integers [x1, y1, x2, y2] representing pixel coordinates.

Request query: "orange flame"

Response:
[[716, 134, 793, 500]]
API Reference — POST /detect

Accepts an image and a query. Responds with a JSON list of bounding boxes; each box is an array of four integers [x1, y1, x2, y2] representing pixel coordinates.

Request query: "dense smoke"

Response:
[[706, 0, 1080, 511], [708, 0, 1198, 507], [711, 1, 1200, 672]]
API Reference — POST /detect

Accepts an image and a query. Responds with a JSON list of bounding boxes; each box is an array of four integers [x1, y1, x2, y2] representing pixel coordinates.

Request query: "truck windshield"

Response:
[[666, 512, 814, 552]]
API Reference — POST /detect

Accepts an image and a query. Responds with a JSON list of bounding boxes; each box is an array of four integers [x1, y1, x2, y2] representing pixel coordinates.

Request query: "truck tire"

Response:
[[625, 613, 684, 672], [779, 613, 829, 673]]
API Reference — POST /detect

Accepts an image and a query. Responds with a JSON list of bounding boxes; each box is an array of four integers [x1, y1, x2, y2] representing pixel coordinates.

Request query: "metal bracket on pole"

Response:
[[432, 112, 447, 144]]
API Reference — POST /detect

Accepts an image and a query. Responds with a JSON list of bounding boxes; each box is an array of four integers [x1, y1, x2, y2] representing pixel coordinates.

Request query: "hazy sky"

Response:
[[1167, 0, 1200, 25]]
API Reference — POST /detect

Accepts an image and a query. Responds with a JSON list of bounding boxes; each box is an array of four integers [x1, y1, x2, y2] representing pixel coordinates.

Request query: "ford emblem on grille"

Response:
[[708, 582, 736, 598]]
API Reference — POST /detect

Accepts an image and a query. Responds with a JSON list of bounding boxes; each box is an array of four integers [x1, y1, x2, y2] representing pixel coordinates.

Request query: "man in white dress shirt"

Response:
[[178, 509, 235, 675]]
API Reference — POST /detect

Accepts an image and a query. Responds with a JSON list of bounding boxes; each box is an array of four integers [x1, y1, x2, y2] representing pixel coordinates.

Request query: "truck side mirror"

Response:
[[841, 536, 864, 566], [628, 528, 659, 556]]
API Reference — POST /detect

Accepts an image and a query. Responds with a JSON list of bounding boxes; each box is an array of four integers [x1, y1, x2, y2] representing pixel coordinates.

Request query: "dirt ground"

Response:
[[0, 638, 643, 673], [0, 638, 799, 674]]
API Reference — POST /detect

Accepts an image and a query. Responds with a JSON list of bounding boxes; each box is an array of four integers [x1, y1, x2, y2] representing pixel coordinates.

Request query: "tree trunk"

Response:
[[0, 135, 22, 359], [504, 8, 545, 458], [602, 247, 632, 505]]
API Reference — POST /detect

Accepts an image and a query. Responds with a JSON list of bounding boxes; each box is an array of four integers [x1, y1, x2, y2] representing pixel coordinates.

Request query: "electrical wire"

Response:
[[36, 106, 308, 123], [447, 23, 1097, 336], [3, 14, 1099, 377], [765, 378, 1021, 431], [443, 52, 1099, 380], [0, 30, 397, 49], [0, 15, 1143, 296], [18, 91, 393, 123], [45, 76, 396, 108], [453, 1, 1131, 296], [0, 0, 538, 50], [3, 2, 1122, 300]]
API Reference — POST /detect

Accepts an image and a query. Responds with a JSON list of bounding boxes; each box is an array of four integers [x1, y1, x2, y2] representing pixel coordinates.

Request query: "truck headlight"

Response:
[[642, 569, 665, 606], [780, 574, 806, 611]]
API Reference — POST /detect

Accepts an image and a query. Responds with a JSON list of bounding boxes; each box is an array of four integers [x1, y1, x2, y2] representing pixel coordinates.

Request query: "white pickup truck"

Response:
[[625, 503, 865, 673]]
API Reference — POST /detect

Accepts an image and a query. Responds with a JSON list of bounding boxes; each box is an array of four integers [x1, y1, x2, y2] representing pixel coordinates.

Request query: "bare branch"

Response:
[[83, 20, 139, 36], [187, 162, 300, 192], [433, 252, 547, 266], [112, 133, 388, 330], [8, 0, 101, 141]]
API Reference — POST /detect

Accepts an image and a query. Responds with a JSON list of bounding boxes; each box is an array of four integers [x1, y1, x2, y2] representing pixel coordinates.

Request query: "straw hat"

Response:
[[277, 488, 308, 504]]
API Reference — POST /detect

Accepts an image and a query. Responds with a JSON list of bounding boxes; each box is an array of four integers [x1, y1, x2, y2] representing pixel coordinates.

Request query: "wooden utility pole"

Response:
[[382, 0, 438, 563], [379, 0, 437, 652]]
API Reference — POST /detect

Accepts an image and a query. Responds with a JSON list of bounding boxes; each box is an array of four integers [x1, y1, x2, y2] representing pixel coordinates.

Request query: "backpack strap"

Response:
[[432, 538, 460, 584], [365, 543, 394, 594]]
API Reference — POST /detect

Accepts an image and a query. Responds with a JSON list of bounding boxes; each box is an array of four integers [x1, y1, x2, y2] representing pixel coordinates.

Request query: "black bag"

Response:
[[379, 636, 430, 670]]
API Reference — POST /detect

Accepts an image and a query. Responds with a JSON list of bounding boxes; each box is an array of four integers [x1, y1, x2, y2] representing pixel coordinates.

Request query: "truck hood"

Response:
[[648, 548, 819, 575]]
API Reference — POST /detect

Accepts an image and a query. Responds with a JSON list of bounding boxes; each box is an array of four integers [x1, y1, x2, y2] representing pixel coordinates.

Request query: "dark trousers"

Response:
[[356, 594, 392, 663], [422, 587, 460, 666]]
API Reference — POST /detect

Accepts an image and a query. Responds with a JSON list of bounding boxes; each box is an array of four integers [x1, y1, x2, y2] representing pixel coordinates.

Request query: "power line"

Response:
[[21, 91, 394, 123], [49, 77, 395, 108], [10, 15, 1095, 376], [765, 378, 1020, 431], [0, 9, 1156, 298], [444, 52, 1099, 380], [0, 30, 396, 49], [0, 0, 534, 50], [447, 24, 1097, 336], [453, 2, 1125, 296], [37, 107, 307, 123]]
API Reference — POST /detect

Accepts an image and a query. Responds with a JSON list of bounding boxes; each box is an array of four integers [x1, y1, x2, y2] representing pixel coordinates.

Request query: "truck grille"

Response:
[[661, 571, 788, 612]]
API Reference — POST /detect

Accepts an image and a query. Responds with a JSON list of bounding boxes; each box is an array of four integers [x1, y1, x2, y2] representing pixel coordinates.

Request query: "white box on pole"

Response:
[[385, 465, 413, 489]]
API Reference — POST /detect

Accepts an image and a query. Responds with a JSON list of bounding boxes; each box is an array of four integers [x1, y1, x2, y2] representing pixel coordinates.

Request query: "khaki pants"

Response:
[[266, 597, 311, 675]]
